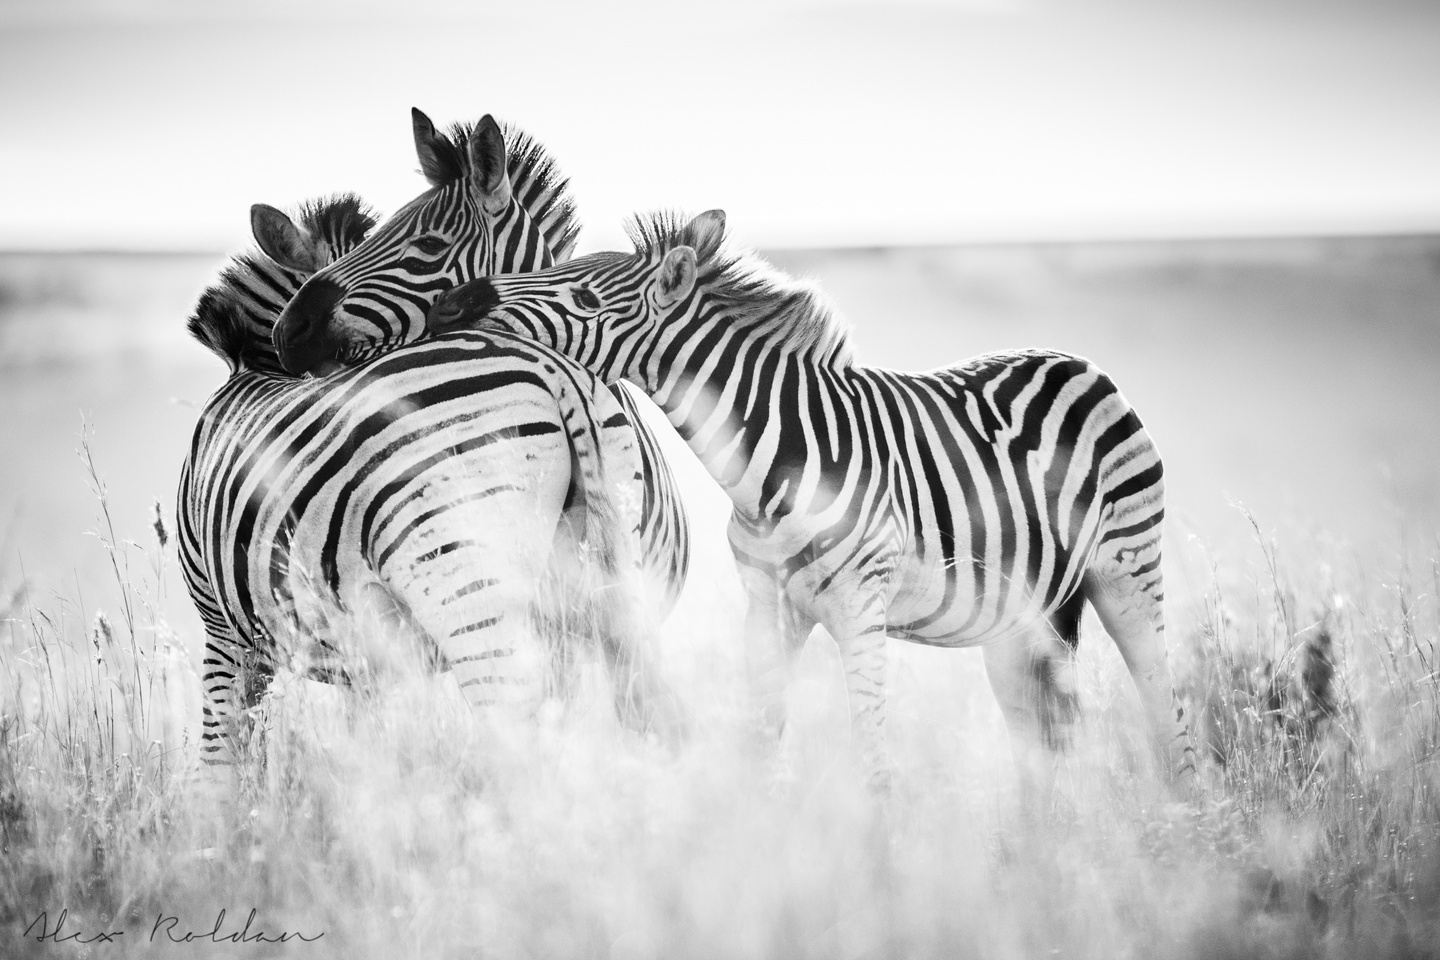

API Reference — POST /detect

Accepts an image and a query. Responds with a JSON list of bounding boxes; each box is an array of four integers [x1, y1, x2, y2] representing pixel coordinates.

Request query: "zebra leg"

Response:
[[1083, 561, 1197, 783], [181, 541, 266, 806], [578, 378, 688, 745], [198, 628, 273, 803], [599, 612, 688, 747], [372, 501, 558, 721], [736, 565, 813, 743], [981, 621, 1081, 811], [578, 507, 688, 746], [425, 577, 547, 717], [828, 617, 894, 793]]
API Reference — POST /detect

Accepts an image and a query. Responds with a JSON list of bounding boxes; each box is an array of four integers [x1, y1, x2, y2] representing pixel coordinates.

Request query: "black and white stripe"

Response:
[[426, 210, 1195, 788], [270, 110, 689, 612], [179, 197, 676, 787]]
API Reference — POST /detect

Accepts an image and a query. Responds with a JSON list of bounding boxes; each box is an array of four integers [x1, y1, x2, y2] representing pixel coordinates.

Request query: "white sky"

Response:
[[1, 0, 1438, 250]]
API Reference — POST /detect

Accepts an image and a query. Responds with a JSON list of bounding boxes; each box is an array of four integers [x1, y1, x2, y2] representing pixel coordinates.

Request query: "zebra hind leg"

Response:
[[556, 509, 686, 747], [377, 542, 551, 731], [1083, 554, 1197, 786], [530, 499, 686, 746], [599, 616, 688, 749]]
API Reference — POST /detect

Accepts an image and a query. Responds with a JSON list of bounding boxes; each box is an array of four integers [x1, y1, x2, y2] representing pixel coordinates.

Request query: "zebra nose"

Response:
[[274, 277, 345, 375], [428, 278, 500, 333]]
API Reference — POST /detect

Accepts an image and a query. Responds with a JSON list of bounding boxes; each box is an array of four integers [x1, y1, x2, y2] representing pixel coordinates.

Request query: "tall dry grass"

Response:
[[1, 451, 1438, 959]]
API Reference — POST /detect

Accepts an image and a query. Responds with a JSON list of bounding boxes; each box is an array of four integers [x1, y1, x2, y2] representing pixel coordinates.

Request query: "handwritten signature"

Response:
[[23, 908, 325, 945]]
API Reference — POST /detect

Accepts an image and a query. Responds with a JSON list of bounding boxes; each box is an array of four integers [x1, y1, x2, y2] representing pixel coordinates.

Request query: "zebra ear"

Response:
[[685, 210, 726, 263], [251, 203, 321, 273], [468, 115, 512, 214], [412, 107, 454, 187], [654, 246, 698, 308]]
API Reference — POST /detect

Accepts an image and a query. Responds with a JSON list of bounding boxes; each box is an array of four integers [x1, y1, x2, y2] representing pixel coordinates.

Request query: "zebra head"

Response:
[[271, 109, 579, 376], [188, 194, 377, 376], [425, 210, 728, 387]]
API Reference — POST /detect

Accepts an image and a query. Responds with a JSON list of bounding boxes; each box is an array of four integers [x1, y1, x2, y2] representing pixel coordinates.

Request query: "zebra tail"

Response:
[[568, 379, 687, 745]]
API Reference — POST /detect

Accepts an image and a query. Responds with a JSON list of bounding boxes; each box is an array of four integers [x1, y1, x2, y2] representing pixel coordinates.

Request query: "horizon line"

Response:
[[3, 226, 1439, 260]]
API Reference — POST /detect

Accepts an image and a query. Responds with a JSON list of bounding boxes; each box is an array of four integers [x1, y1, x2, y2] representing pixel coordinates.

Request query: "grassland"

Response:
[[1, 238, 1438, 957], [2, 444, 1438, 960]]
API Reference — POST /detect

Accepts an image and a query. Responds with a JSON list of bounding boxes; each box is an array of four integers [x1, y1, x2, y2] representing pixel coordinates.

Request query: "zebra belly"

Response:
[[883, 550, 1062, 648], [738, 497, 1071, 648]]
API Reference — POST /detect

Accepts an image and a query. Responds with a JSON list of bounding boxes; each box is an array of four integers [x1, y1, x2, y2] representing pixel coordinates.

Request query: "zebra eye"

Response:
[[573, 287, 601, 311], [411, 235, 449, 256]]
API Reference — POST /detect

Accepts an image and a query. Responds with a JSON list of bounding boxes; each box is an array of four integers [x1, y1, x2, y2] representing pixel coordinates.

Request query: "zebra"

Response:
[[418, 209, 1198, 792], [272, 109, 689, 614], [178, 194, 678, 794]]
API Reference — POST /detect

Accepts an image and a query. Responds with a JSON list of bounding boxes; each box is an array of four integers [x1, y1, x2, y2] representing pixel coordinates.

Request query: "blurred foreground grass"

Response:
[[1, 466, 1438, 960]]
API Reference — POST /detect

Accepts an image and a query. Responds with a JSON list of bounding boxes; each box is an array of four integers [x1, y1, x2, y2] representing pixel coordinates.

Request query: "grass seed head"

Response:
[[149, 498, 169, 549], [91, 610, 114, 649]]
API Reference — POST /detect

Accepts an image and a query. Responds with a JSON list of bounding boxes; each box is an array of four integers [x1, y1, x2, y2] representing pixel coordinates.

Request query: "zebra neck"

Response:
[[649, 319, 850, 520]]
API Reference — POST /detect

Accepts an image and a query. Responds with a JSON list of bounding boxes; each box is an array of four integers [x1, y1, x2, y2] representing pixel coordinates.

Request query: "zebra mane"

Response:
[[625, 211, 854, 369], [291, 193, 377, 256], [187, 193, 378, 376], [428, 120, 582, 263]]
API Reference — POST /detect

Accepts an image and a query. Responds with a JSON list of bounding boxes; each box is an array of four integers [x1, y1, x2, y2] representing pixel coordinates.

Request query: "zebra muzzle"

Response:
[[428, 278, 501, 333], [274, 277, 346, 375]]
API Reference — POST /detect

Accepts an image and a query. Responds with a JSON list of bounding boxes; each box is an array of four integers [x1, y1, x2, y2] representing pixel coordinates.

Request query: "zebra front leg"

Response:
[[981, 625, 1081, 813], [736, 564, 814, 744], [827, 617, 894, 793]]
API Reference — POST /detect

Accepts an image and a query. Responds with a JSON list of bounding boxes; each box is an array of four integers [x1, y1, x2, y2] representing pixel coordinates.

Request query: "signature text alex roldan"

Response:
[[23, 907, 325, 945]]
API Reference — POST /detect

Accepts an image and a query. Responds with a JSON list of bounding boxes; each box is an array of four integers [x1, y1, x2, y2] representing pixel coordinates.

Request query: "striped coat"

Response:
[[179, 197, 674, 785], [419, 210, 1195, 789], [270, 110, 689, 612]]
